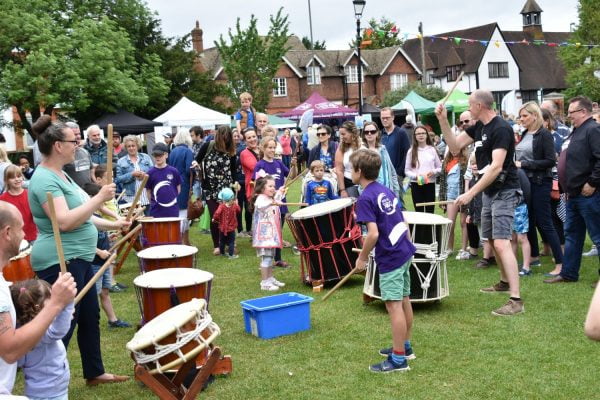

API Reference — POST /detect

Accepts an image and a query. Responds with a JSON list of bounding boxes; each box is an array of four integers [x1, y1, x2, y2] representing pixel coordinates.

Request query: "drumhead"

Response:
[[403, 211, 452, 225], [134, 268, 213, 288], [126, 298, 205, 351], [10, 240, 31, 261], [137, 245, 198, 259], [140, 217, 183, 223], [290, 198, 354, 219], [118, 202, 133, 210]]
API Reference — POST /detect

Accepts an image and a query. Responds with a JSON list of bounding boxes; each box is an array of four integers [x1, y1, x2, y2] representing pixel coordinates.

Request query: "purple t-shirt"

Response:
[[252, 159, 289, 214], [146, 165, 182, 218], [355, 181, 416, 273]]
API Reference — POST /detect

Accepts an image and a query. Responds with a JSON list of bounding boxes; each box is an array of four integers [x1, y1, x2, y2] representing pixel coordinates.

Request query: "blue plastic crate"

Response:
[[240, 292, 314, 339]]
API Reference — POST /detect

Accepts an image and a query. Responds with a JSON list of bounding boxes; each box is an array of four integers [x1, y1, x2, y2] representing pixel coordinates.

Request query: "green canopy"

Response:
[[392, 91, 453, 115], [439, 90, 469, 113]]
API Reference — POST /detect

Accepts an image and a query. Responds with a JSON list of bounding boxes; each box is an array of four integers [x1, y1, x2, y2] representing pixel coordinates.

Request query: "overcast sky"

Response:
[[144, 0, 580, 50]]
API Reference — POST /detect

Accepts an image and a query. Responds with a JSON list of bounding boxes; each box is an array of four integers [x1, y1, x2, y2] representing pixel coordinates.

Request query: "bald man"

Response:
[[0, 202, 76, 395], [436, 89, 523, 316]]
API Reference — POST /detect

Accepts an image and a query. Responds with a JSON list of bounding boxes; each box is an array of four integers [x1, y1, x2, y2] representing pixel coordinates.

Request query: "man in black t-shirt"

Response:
[[435, 89, 523, 317]]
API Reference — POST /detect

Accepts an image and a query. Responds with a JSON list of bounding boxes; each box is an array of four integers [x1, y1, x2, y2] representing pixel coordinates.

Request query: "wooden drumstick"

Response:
[[277, 202, 308, 207], [106, 124, 113, 185], [440, 71, 465, 105], [126, 174, 148, 221], [284, 167, 308, 189], [415, 200, 454, 207], [46, 192, 67, 274], [108, 223, 142, 253], [322, 265, 362, 301], [116, 190, 126, 203], [74, 252, 117, 305]]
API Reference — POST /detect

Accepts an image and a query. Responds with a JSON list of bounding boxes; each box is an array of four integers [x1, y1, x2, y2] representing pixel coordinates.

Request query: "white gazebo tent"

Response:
[[153, 97, 231, 130]]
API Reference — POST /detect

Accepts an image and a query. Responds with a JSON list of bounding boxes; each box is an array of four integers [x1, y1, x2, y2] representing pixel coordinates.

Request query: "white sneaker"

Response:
[[260, 281, 279, 291], [270, 277, 286, 287], [455, 250, 467, 260], [583, 246, 598, 257]]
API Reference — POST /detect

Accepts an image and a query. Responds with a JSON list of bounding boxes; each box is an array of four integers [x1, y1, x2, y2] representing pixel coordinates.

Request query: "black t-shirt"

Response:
[[466, 116, 519, 195]]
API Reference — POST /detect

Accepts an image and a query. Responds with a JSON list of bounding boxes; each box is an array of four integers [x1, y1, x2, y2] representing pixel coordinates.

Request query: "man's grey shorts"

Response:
[[481, 188, 521, 240]]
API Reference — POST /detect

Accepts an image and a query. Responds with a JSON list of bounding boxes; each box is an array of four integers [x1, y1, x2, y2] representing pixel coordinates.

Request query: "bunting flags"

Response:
[[360, 27, 600, 49]]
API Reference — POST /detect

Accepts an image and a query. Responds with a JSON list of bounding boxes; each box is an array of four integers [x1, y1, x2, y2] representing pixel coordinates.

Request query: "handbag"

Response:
[[550, 179, 560, 201], [187, 173, 204, 220]]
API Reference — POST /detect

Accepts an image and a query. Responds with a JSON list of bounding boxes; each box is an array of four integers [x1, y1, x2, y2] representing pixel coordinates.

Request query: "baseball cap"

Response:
[[152, 143, 169, 155], [217, 187, 235, 202]]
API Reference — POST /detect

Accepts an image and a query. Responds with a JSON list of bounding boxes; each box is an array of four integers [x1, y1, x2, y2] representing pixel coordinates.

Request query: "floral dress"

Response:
[[203, 150, 234, 201]]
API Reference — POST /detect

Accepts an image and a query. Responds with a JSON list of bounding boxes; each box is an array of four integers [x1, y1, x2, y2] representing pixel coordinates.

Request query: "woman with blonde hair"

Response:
[[335, 121, 362, 197], [115, 135, 153, 207]]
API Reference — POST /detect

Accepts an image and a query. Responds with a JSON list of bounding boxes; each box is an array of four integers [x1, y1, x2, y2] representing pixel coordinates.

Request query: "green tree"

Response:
[[559, 0, 600, 100], [302, 36, 326, 50], [381, 82, 447, 107], [215, 8, 291, 112], [350, 17, 403, 50]]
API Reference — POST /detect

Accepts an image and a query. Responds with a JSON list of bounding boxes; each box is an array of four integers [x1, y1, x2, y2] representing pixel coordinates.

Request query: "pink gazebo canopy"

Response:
[[280, 92, 358, 120]]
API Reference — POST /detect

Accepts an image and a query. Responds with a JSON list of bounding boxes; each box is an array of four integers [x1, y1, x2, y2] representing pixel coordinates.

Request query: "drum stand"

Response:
[[113, 229, 141, 275], [134, 346, 232, 399]]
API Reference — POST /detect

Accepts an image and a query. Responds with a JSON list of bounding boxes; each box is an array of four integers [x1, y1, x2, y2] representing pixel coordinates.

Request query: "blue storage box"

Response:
[[241, 292, 314, 339]]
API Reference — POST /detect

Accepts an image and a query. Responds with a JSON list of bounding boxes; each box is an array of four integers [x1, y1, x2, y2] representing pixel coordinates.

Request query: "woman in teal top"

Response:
[[28, 115, 130, 386]]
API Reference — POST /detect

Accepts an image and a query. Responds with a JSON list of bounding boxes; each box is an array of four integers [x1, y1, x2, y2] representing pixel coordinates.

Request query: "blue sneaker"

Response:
[[519, 260, 541, 268], [519, 268, 532, 277], [378, 346, 416, 360], [369, 355, 410, 373], [108, 319, 131, 328]]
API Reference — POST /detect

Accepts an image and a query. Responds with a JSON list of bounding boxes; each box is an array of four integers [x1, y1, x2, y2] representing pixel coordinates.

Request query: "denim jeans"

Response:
[[527, 177, 563, 263], [560, 191, 600, 281]]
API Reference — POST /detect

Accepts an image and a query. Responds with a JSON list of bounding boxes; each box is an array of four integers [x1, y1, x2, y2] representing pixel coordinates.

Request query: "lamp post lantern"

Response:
[[353, 0, 365, 115]]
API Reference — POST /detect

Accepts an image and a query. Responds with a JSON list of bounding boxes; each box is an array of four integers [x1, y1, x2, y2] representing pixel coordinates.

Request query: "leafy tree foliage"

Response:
[[302, 36, 326, 50], [381, 82, 447, 107], [559, 0, 600, 101], [350, 17, 403, 50], [215, 8, 291, 112]]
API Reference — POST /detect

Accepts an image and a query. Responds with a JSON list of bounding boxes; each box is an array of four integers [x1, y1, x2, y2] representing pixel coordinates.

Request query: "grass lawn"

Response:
[[13, 183, 599, 399]]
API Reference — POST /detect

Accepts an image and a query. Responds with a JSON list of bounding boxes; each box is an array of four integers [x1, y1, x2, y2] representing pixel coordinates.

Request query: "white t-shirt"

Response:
[[0, 274, 17, 395]]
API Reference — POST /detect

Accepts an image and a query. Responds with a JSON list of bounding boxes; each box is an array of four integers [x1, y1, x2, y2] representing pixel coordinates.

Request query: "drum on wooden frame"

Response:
[[287, 198, 362, 284], [3, 240, 35, 282], [136, 245, 197, 273], [134, 268, 213, 323], [139, 217, 182, 248], [126, 298, 220, 374]]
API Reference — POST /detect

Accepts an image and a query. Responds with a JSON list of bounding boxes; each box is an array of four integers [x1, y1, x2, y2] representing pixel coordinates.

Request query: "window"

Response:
[[307, 66, 321, 85], [488, 62, 509, 78], [345, 65, 364, 83], [446, 65, 462, 82], [272, 78, 287, 97], [427, 70, 435, 84], [390, 74, 408, 91]]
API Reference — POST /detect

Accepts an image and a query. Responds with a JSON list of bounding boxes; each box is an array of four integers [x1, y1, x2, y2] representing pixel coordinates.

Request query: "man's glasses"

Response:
[[60, 139, 79, 145], [459, 119, 470, 125]]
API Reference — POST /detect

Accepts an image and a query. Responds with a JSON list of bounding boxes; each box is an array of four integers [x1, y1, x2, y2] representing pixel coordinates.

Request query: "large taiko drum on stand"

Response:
[[136, 245, 197, 273], [126, 298, 220, 374], [363, 211, 451, 303], [3, 240, 35, 282], [139, 217, 182, 248], [134, 268, 213, 324], [287, 198, 363, 284]]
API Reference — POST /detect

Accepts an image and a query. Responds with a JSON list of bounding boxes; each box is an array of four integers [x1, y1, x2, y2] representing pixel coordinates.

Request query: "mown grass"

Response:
[[13, 183, 599, 399]]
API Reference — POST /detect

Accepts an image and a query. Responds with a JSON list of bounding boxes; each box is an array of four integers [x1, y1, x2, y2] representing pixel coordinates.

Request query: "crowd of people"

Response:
[[0, 88, 599, 393]]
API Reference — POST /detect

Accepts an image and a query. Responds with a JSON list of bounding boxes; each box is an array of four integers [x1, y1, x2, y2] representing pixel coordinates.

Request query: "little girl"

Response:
[[252, 137, 297, 268], [212, 187, 241, 259], [11, 279, 74, 400], [0, 165, 37, 242], [439, 147, 469, 255], [251, 175, 286, 291]]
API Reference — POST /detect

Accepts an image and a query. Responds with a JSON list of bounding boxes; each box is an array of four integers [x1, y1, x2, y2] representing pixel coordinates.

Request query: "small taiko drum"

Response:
[[136, 245, 197, 273], [3, 240, 35, 282], [126, 298, 220, 374], [134, 268, 213, 324], [139, 217, 182, 248], [287, 198, 362, 284]]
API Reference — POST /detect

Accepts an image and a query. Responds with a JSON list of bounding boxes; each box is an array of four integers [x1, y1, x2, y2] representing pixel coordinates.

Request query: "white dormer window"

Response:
[[307, 66, 321, 85], [390, 74, 408, 91], [345, 65, 364, 83]]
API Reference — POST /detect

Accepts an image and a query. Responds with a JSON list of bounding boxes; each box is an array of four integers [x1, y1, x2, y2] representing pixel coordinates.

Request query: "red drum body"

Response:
[[134, 268, 213, 324], [3, 240, 35, 282], [140, 217, 182, 248], [287, 198, 362, 284], [136, 245, 197, 273]]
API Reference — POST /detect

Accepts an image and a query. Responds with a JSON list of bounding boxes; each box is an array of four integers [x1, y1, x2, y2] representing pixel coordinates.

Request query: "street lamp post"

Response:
[[353, 0, 365, 116]]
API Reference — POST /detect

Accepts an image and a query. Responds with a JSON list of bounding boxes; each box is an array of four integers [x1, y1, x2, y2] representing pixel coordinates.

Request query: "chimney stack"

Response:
[[191, 20, 204, 53]]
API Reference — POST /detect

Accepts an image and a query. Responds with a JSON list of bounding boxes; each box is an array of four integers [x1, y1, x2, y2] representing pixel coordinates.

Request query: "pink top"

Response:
[[404, 146, 442, 181], [240, 148, 260, 198], [279, 135, 292, 155]]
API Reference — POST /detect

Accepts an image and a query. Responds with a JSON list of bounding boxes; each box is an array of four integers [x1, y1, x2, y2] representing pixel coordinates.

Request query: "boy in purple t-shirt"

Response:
[[351, 149, 417, 373], [146, 143, 181, 218]]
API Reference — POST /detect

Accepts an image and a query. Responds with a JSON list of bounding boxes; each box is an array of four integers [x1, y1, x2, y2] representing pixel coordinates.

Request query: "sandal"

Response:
[[213, 248, 220, 256], [275, 260, 290, 268]]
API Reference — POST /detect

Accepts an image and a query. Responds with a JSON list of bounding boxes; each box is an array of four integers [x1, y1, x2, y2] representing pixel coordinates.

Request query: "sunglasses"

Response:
[[460, 119, 470, 124], [316, 132, 329, 137], [363, 129, 378, 135]]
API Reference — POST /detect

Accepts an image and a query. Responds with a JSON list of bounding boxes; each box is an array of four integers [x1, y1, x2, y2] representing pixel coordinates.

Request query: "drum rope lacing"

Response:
[[131, 307, 219, 370]]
